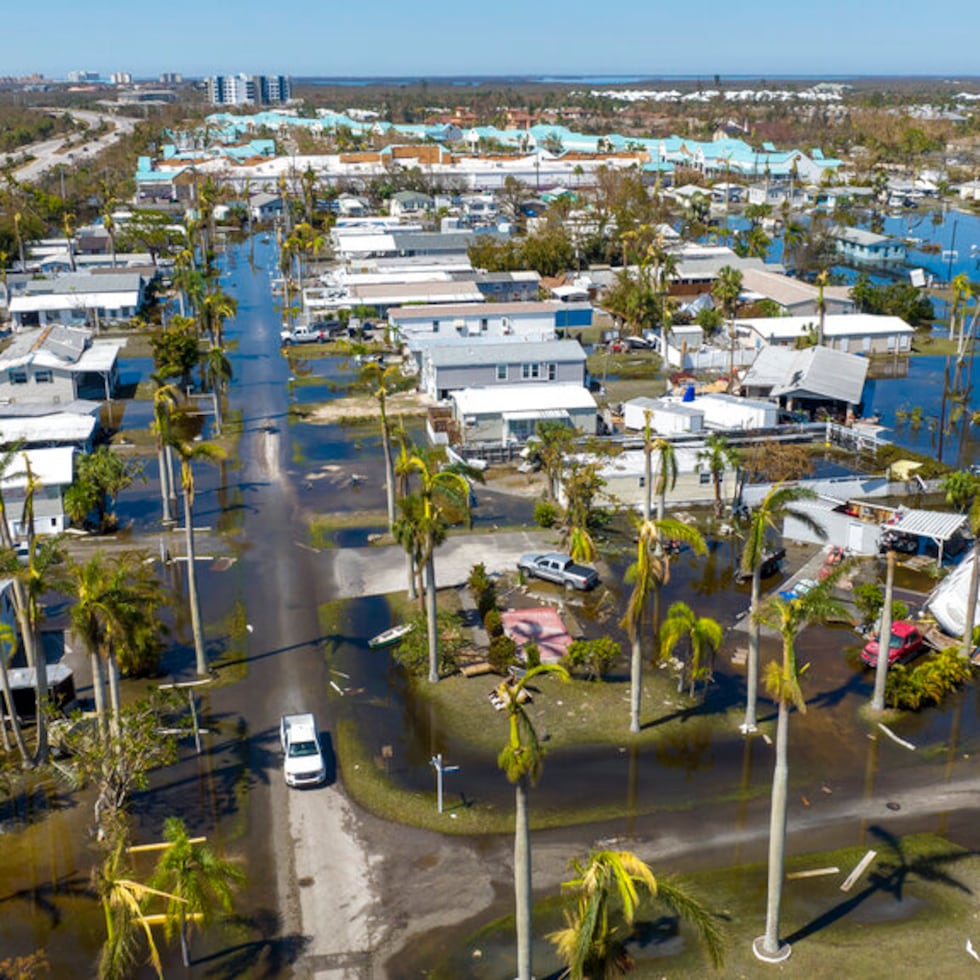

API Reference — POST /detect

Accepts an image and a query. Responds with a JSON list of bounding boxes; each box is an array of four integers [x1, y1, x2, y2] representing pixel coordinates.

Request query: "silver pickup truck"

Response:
[[517, 552, 599, 591]]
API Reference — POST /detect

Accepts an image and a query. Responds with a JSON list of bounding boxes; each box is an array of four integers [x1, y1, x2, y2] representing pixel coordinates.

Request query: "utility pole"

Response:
[[158, 677, 212, 754], [872, 550, 896, 712]]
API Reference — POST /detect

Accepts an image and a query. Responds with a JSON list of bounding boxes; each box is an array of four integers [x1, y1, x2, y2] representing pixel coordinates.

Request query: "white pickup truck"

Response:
[[280, 323, 330, 345], [279, 713, 327, 787]]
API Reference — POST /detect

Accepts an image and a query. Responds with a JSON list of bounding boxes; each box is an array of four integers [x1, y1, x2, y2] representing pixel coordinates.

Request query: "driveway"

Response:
[[324, 529, 556, 599]]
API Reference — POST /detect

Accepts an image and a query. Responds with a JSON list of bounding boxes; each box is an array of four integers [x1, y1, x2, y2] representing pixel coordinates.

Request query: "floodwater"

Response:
[[2, 234, 979, 976]]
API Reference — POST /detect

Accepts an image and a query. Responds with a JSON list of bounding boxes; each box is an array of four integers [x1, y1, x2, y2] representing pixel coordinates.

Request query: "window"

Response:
[[481, 318, 489, 333], [496, 364, 508, 381], [8, 370, 28, 385], [35, 370, 53, 384], [432, 320, 440, 332], [547, 363, 557, 381], [699, 472, 712, 485], [521, 363, 541, 380]]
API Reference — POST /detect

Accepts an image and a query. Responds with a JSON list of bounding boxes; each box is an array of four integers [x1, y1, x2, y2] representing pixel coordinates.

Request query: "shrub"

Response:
[[483, 608, 503, 637], [885, 648, 974, 710], [488, 635, 518, 673], [524, 641, 541, 670], [534, 500, 558, 528], [468, 562, 497, 618], [393, 611, 466, 678], [853, 583, 909, 630], [564, 636, 621, 680]]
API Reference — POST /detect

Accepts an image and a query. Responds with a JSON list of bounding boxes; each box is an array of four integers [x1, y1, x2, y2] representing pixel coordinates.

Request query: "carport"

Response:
[[880, 509, 968, 565]]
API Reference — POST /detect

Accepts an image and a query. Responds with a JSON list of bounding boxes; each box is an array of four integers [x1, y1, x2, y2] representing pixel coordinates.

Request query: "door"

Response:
[[847, 522, 864, 553]]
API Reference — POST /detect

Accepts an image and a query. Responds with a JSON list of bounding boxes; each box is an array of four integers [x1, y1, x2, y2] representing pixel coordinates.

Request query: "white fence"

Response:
[[664, 342, 756, 371]]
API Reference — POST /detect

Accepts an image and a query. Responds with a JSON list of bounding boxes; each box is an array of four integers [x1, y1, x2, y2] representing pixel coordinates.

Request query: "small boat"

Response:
[[368, 623, 414, 649], [942, 249, 959, 261]]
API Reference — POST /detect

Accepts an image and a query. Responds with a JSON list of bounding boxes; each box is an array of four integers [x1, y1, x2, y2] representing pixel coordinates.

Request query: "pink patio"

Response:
[[500, 607, 572, 664]]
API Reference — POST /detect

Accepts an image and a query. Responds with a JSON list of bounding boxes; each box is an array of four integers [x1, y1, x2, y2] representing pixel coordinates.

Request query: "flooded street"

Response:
[[2, 233, 979, 977]]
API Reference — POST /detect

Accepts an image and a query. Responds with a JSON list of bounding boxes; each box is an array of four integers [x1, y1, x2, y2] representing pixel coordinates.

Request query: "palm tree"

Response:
[[0, 622, 30, 761], [201, 288, 237, 347], [67, 551, 167, 739], [391, 422, 419, 599], [150, 377, 179, 525], [697, 434, 739, 517], [713, 265, 743, 389], [401, 449, 471, 682], [147, 816, 245, 967], [171, 435, 226, 676], [95, 834, 183, 980], [739, 485, 824, 734], [753, 574, 848, 963], [360, 361, 402, 529], [815, 269, 829, 346], [201, 345, 233, 436], [63, 211, 77, 272], [496, 663, 570, 980], [659, 601, 723, 698], [548, 848, 724, 978], [622, 517, 706, 733], [651, 433, 677, 522]]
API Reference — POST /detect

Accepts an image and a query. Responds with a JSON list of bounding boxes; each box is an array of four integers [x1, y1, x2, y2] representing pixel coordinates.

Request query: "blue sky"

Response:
[[7, 0, 980, 80]]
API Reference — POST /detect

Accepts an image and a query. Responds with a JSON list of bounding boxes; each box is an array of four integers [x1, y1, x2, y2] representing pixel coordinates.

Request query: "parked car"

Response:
[[735, 548, 786, 583], [517, 552, 599, 591], [861, 621, 925, 667], [279, 713, 327, 787], [280, 323, 329, 345]]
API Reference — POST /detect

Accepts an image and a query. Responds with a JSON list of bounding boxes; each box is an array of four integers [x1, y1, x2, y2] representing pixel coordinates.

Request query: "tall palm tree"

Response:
[[651, 434, 677, 522], [497, 663, 569, 980], [548, 848, 724, 978], [739, 485, 824, 734], [697, 434, 739, 517], [659, 601, 723, 698], [622, 517, 706, 733], [0, 621, 30, 761], [360, 361, 402, 529], [171, 435, 226, 676], [713, 265, 743, 390], [63, 211, 77, 272], [753, 573, 848, 963], [150, 377, 179, 525], [814, 269, 829, 346], [201, 288, 237, 347], [201, 345, 233, 436], [400, 448, 472, 682], [147, 816, 245, 967], [1, 460, 64, 766], [392, 422, 419, 599], [67, 551, 166, 739]]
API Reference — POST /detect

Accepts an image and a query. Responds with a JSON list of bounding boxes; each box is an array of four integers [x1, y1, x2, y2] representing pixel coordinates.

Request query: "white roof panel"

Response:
[[887, 509, 967, 542]]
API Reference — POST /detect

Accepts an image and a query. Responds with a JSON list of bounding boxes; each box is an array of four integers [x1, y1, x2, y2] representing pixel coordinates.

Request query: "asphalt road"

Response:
[[0, 108, 138, 182]]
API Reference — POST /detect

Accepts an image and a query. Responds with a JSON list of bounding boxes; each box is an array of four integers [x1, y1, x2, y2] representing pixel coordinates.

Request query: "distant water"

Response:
[[296, 75, 661, 87]]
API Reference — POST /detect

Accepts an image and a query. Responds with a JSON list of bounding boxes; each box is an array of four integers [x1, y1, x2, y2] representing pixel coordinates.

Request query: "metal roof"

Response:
[[887, 509, 967, 542], [742, 346, 868, 405], [426, 340, 585, 368]]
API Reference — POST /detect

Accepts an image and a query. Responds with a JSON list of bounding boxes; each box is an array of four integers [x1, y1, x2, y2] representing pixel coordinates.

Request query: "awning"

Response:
[[885, 509, 967, 542]]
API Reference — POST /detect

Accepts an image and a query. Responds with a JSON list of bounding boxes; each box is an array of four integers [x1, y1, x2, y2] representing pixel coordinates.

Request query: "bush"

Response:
[[534, 500, 558, 528], [393, 611, 466, 678], [483, 608, 503, 637], [468, 562, 497, 618], [524, 641, 541, 670], [854, 583, 909, 630], [564, 636, 621, 680], [885, 648, 975, 710], [488, 635, 518, 673]]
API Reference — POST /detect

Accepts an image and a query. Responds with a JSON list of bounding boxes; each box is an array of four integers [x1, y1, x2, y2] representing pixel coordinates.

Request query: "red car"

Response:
[[861, 621, 925, 667]]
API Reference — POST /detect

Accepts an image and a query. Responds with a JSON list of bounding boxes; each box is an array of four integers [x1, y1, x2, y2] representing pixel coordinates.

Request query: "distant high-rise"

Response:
[[159, 72, 184, 85], [67, 70, 100, 84], [109, 71, 132, 85], [206, 73, 291, 106]]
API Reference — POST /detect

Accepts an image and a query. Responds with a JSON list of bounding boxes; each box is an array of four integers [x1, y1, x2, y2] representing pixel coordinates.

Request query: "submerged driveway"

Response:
[[324, 529, 555, 599]]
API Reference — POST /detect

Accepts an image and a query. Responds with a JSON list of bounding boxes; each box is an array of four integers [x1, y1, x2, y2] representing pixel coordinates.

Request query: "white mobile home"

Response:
[[575, 445, 737, 512], [694, 392, 779, 430], [1, 446, 75, 537], [388, 301, 592, 342], [623, 397, 704, 434], [451, 383, 597, 446]]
